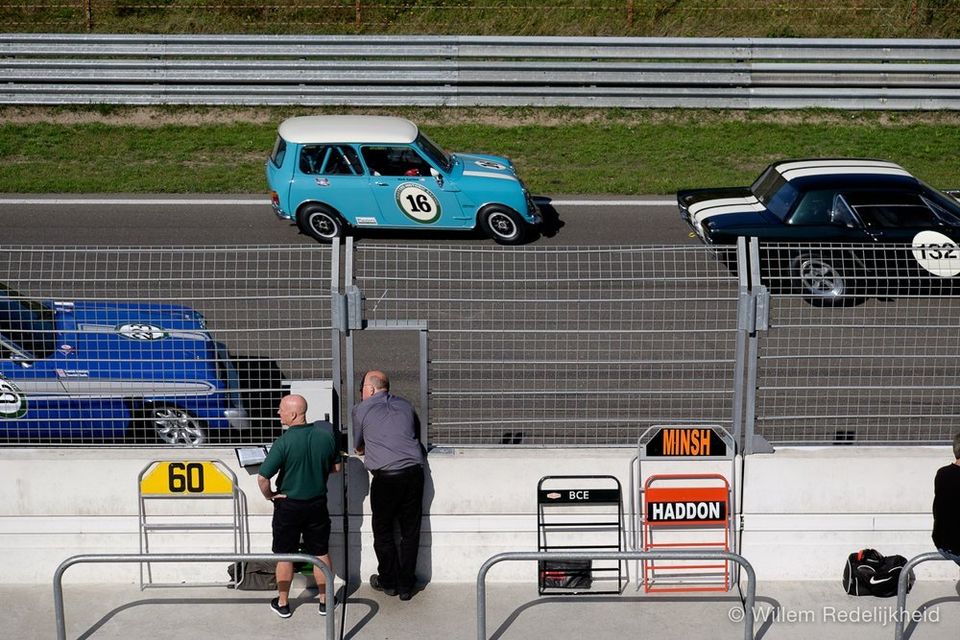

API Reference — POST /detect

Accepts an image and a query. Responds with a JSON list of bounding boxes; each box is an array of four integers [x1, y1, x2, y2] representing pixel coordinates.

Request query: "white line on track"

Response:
[[0, 197, 672, 207]]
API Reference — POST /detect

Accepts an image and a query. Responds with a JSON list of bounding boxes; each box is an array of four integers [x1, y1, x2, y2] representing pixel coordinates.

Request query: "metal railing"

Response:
[[893, 551, 957, 640], [476, 550, 756, 640], [3, 34, 960, 108], [53, 552, 336, 640]]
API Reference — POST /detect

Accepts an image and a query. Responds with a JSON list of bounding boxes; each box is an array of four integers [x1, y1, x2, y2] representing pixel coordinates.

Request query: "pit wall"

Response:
[[0, 446, 955, 584]]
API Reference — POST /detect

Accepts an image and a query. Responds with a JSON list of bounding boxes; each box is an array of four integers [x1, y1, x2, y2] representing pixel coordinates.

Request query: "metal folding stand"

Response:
[[537, 475, 624, 595], [633, 425, 737, 593], [138, 459, 248, 589]]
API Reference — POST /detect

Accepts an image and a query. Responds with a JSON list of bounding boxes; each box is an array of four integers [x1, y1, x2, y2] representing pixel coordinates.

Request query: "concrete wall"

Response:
[[0, 445, 956, 585]]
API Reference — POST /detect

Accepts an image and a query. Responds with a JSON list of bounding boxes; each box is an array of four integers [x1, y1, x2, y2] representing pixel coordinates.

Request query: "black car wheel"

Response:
[[794, 253, 850, 306], [297, 204, 346, 243], [142, 405, 208, 446], [479, 206, 527, 245]]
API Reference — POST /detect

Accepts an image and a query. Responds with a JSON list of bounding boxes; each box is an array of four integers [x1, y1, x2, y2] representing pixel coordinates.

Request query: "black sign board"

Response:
[[644, 427, 728, 457], [538, 488, 621, 505]]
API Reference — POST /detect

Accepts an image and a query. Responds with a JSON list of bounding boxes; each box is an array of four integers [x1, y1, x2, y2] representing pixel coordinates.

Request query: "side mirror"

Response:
[[430, 167, 443, 187]]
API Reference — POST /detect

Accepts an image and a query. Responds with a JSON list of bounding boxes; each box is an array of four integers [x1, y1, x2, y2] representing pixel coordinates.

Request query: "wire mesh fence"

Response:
[[0, 246, 331, 446], [350, 243, 742, 447], [3, 240, 959, 448], [3, 1, 959, 37], [754, 242, 960, 445]]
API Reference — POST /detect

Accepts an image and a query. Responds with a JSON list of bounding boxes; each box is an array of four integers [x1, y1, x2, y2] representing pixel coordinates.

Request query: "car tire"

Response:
[[793, 253, 852, 306], [479, 206, 527, 245], [141, 405, 208, 447], [297, 204, 346, 243]]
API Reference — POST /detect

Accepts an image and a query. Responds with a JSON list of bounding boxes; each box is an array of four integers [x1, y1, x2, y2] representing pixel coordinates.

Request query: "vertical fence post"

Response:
[[355, 0, 362, 30], [84, 0, 93, 31], [626, 0, 634, 30]]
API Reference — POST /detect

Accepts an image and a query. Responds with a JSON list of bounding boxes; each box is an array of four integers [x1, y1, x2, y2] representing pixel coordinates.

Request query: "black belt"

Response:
[[371, 464, 422, 478]]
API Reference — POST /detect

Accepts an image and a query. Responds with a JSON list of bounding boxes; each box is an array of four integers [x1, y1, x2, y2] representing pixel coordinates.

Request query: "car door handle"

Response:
[[375, 181, 388, 187]]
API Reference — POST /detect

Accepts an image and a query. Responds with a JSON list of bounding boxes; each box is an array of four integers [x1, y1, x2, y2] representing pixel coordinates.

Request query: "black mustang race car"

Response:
[[678, 159, 960, 305]]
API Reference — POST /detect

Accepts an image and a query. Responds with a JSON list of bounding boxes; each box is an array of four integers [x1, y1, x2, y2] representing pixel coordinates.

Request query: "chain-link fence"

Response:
[[349, 243, 743, 446], [0, 246, 332, 446], [3, 1, 958, 37]]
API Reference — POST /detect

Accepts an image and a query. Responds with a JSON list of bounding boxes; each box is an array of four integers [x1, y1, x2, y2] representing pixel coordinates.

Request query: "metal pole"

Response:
[[344, 237, 356, 452], [54, 553, 336, 640], [419, 327, 429, 448], [477, 550, 755, 640], [894, 551, 949, 640], [331, 240, 342, 431]]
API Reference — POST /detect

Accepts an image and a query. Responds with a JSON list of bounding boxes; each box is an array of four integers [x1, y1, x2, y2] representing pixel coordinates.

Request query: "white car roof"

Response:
[[774, 159, 913, 182], [277, 116, 419, 145]]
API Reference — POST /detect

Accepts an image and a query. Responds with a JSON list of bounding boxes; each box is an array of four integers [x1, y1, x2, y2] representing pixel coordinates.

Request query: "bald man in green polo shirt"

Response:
[[258, 394, 340, 618]]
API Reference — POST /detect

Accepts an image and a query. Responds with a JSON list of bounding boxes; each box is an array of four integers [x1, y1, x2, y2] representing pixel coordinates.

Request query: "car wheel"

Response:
[[479, 206, 527, 245], [143, 406, 208, 446], [297, 204, 346, 243], [794, 253, 849, 306]]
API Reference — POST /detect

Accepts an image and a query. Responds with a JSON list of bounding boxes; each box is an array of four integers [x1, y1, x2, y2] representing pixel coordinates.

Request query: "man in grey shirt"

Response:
[[353, 370, 425, 601]]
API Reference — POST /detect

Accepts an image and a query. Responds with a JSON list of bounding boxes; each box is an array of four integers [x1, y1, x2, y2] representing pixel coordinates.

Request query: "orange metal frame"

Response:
[[641, 473, 731, 593]]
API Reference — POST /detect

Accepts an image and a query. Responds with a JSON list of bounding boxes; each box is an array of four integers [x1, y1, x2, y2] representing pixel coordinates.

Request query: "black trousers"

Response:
[[369, 465, 424, 592]]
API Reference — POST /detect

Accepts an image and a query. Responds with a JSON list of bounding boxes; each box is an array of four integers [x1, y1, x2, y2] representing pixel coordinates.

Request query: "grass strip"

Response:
[[1, 108, 958, 194]]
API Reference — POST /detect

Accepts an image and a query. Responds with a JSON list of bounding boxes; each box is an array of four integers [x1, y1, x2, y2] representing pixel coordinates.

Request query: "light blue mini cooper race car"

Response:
[[266, 116, 541, 244], [0, 284, 249, 446]]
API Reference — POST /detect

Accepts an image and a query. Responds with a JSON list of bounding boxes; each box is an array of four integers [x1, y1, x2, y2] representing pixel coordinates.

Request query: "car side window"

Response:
[[857, 204, 937, 229], [830, 194, 859, 228], [361, 145, 432, 177], [299, 145, 363, 176], [320, 146, 358, 175], [789, 190, 837, 225], [299, 145, 327, 175]]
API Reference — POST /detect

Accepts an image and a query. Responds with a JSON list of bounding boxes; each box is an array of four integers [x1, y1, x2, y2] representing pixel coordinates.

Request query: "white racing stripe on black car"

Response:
[[780, 166, 912, 181], [690, 197, 766, 226], [775, 159, 904, 174]]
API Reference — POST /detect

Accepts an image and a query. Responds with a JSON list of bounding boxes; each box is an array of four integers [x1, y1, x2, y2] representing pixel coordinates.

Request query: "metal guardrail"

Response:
[[893, 551, 956, 640], [476, 550, 756, 640], [53, 552, 336, 640], [3, 34, 960, 108]]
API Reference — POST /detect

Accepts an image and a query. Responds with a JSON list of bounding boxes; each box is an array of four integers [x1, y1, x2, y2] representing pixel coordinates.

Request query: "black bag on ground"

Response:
[[842, 549, 914, 597], [227, 560, 278, 591], [539, 559, 592, 589]]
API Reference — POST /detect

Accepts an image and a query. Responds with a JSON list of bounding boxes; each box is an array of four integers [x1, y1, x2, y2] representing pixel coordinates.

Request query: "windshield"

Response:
[[414, 133, 452, 173], [750, 166, 799, 221], [0, 283, 56, 359]]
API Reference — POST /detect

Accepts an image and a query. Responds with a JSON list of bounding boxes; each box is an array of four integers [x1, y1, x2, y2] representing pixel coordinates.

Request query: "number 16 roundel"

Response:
[[395, 183, 441, 224]]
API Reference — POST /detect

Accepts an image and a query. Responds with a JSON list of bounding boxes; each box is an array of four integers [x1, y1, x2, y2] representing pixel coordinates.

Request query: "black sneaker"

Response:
[[270, 597, 291, 619], [398, 590, 413, 601], [369, 574, 397, 596], [318, 597, 336, 616]]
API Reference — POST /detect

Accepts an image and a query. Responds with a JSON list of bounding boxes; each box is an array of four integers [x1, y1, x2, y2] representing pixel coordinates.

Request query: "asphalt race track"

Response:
[[0, 195, 693, 246]]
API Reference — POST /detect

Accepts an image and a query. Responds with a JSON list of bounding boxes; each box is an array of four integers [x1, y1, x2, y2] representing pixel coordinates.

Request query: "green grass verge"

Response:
[[1, 108, 958, 194], [5, 0, 959, 38]]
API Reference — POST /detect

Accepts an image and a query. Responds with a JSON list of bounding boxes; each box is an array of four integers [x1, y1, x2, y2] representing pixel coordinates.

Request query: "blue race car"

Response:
[[266, 115, 541, 244], [0, 284, 249, 445]]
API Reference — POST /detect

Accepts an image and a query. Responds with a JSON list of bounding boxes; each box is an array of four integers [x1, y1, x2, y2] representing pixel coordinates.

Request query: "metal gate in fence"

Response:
[[2, 239, 957, 450]]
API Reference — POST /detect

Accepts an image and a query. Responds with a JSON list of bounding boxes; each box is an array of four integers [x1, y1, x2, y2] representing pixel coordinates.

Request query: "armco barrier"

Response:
[[3, 34, 960, 108], [53, 553, 336, 640], [893, 551, 957, 640], [476, 550, 756, 640]]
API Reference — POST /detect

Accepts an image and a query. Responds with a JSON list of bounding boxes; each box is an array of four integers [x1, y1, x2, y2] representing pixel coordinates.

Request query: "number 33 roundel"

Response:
[[395, 183, 441, 224]]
